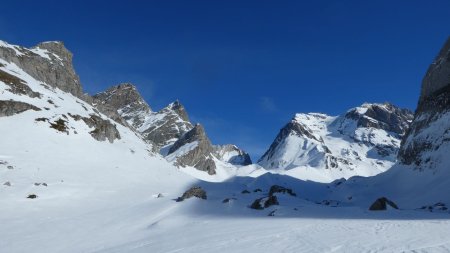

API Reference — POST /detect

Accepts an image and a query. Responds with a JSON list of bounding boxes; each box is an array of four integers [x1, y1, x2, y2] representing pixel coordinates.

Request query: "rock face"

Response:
[[399, 37, 450, 169], [81, 115, 121, 143], [343, 103, 412, 136], [93, 83, 152, 128], [214, 144, 252, 166], [0, 40, 84, 99], [0, 68, 41, 98], [140, 101, 193, 150], [0, 100, 41, 116], [259, 103, 413, 181], [167, 124, 217, 175]]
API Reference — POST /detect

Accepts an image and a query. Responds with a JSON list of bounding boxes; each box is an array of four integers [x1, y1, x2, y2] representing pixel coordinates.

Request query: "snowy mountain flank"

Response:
[[258, 103, 413, 182], [93, 83, 251, 175], [2, 38, 450, 253]]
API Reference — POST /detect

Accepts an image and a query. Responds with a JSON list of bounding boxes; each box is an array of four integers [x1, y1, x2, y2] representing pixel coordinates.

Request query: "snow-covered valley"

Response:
[[1, 38, 450, 253]]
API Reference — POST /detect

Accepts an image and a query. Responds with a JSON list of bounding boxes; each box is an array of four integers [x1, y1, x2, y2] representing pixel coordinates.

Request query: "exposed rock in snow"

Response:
[[0, 68, 41, 98], [369, 197, 399, 211], [176, 186, 207, 201], [0, 100, 41, 116], [0, 40, 85, 99], [167, 124, 217, 175], [93, 83, 151, 128], [81, 114, 121, 143], [259, 103, 413, 182], [139, 100, 193, 150], [268, 185, 296, 196], [250, 195, 279, 210]]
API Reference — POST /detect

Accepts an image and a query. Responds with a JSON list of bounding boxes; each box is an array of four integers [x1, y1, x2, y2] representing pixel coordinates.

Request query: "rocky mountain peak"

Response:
[[165, 100, 190, 122], [0, 40, 83, 99], [93, 82, 152, 128], [259, 102, 411, 181], [34, 41, 70, 59]]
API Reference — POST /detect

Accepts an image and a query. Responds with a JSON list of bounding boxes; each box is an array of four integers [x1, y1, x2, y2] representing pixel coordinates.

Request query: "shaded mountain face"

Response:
[[0, 40, 85, 99], [399, 37, 450, 169], [258, 103, 413, 182], [214, 145, 252, 166]]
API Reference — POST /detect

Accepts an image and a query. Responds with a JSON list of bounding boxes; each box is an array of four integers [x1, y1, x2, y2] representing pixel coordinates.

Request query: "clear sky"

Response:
[[1, 0, 449, 160]]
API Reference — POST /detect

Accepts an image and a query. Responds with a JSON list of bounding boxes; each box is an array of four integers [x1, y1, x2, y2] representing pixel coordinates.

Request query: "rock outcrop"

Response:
[[81, 115, 121, 143], [93, 83, 152, 128], [0, 100, 41, 117], [369, 197, 399, 211], [140, 101, 193, 150], [0, 40, 84, 99], [167, 124, 217, 175], [0, 68, 41, 98], [398, 37, 450, 169], [176, 186, 207, 202]]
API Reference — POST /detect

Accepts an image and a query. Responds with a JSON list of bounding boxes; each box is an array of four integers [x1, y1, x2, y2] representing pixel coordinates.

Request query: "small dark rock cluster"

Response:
[[420, 202, 448, 212], [269, 185, 296, 197], [49, 118, 68, 133], [222, 197, 237, 203]]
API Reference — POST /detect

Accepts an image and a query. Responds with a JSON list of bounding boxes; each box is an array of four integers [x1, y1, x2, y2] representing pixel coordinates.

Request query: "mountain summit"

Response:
[[259, 102, 413, 182]]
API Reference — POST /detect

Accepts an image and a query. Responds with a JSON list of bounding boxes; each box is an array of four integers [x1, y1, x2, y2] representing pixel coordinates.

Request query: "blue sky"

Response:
[[1, 0, 449, 160]]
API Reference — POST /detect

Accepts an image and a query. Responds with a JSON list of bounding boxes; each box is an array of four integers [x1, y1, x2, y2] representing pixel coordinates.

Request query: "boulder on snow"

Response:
[[369, 197, 399, 211], [27, 194, 38, 199], [269, 185, 296, 196], [176, 186, 207, 202]]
